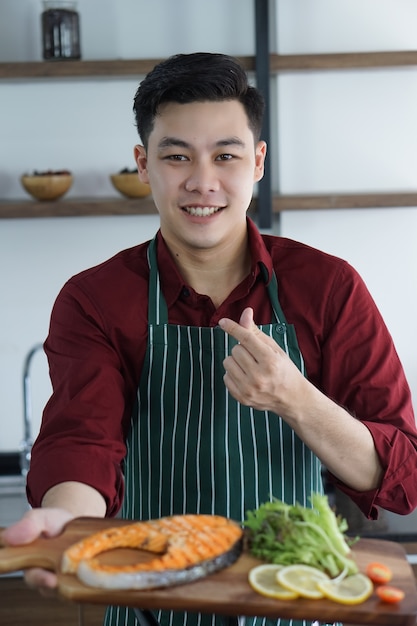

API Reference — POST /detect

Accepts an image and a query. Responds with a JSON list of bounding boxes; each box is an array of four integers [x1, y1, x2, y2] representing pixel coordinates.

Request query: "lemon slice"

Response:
[[248, 564, 299, 600], [317, 573, 374, 605], [277, 564, 330, 599]]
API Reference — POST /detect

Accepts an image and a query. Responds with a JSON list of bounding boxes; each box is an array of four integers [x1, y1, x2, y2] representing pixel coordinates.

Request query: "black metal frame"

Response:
[[255, 0, 272, 229]]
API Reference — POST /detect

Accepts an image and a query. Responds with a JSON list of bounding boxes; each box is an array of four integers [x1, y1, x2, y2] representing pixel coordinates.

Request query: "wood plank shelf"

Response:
[[269, 50, 417, 72], [0, 197, 157, 219], [0, 57, 252, 80], [272, 192, 417, 212], [2, 192, 417, 220], [1, 51, 417, 80]]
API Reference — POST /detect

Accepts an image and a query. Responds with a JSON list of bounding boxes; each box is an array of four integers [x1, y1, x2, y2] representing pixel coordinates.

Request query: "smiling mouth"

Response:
[[182, 206, 224, 217]]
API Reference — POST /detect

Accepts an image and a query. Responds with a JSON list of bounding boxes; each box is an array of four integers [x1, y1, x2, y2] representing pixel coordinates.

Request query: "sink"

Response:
[[0, 475, 30, 527]]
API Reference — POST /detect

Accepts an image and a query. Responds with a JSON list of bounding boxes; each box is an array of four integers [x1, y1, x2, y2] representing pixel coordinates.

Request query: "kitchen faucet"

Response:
[[20, 343, 44, 477]]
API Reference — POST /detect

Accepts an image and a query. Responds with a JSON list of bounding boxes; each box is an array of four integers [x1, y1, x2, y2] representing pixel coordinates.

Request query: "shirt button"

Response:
[[275, 323, 286, 335], [182, 287, 190, 298]]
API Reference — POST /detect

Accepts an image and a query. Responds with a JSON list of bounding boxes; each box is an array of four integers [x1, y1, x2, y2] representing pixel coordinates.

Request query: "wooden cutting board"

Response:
[[1, 517, 417, 626]]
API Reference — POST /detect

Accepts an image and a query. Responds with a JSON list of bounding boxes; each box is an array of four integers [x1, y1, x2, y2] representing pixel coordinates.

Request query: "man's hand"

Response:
[[219, 307, 307, 418], [2, 508, 75, 592], [1, 481, 106, 593], [220, 308, 384, 492]]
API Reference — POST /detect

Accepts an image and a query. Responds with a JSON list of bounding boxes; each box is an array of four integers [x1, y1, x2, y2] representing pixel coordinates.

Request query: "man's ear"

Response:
[[254, 140, 267, 183], [134, 145, 150, 183]]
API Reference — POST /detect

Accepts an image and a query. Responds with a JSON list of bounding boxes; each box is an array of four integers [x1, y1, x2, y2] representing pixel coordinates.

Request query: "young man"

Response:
[[4, 53, 417, 626]]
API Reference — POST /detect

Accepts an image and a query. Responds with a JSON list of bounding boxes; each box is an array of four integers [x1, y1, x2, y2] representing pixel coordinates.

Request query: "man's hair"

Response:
[[133, 52, 265, 148]]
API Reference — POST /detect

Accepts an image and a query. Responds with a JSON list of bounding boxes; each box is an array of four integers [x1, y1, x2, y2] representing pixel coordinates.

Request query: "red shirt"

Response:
[[27, 219, 417, 519]]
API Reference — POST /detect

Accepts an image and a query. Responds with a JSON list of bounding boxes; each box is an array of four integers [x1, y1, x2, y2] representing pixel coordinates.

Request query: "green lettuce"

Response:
[[244, 493, 358, 577]]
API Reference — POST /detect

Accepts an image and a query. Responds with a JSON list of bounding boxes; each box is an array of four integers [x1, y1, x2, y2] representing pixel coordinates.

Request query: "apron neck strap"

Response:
[[147, 236, 289, 327], [147, 236, 168, 324], [265, 269, 289, 327]]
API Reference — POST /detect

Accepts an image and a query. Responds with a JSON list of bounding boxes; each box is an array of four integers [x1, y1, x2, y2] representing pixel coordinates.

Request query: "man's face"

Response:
[[134, 100, 266, 254]]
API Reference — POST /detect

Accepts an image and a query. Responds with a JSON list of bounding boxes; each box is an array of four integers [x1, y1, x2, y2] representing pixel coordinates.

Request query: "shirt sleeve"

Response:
[[26, 277, 141, 516], [319, 260, 417, 519]]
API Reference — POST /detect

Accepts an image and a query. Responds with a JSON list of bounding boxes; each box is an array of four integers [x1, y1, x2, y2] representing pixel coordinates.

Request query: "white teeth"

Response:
[[183, 206, 221, 216]]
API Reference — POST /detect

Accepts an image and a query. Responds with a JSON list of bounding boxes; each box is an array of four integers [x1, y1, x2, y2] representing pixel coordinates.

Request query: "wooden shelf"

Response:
[[272, 192, 417, 211], [0, 197, 157, 219], [0, 57, 253, 80], [269, 50, 417, 72], [2, 193, 417, 219], [1, 51, 417, 80]]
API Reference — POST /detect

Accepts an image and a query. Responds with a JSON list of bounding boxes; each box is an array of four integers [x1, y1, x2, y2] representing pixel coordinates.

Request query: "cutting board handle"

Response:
[[0, 517, 116, 576], [0, 531, 60, 574]]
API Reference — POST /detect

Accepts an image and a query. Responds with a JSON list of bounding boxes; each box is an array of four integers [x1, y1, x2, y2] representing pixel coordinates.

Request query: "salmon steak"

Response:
[[62, 514, 243, 590]]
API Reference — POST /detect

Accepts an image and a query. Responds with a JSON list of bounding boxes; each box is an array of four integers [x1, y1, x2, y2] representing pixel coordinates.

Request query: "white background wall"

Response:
[[0, 0, 416, 452]]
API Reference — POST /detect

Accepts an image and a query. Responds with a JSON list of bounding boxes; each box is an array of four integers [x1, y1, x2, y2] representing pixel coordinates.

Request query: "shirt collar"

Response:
[[156, 217, 274, 308]]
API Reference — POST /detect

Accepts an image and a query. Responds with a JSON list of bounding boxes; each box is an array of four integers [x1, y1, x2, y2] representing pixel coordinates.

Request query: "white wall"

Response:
[[0, 0, 416, 451], [0, 0, 255, 449], [275, 0, 417, 405]]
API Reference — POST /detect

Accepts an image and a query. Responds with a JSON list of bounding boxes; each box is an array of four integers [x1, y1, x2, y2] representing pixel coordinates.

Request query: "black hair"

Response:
[[133, 52, 265, 148]]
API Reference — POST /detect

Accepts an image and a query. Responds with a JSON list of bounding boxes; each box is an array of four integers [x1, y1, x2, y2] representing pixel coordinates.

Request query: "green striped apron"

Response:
[[104, 236, 325, 626]]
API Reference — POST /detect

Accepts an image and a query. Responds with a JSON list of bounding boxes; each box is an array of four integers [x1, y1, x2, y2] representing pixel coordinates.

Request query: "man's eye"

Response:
[[166, 154, 188, 161], [216, 153, 233, 161]]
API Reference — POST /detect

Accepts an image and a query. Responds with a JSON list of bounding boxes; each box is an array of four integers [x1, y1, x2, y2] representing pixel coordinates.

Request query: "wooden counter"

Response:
[[0, 576, 105, 626], [404, 542, 417, 580]]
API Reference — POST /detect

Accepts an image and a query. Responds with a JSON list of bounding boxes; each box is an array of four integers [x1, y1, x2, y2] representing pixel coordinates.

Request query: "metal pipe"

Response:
[[20, 343, 44, 476]]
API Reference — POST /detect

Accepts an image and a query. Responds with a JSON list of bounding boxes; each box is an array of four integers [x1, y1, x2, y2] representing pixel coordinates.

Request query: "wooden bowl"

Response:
[[110, 173, 151, 198], [21, 173, 73, 201]]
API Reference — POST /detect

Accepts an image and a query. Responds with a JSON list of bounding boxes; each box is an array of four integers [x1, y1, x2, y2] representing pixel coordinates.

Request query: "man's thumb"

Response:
[[239, 307, 256, 330]]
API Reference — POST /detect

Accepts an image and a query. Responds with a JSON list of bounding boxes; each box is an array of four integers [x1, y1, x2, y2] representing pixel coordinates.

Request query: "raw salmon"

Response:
[[62, 514, 243, 590]]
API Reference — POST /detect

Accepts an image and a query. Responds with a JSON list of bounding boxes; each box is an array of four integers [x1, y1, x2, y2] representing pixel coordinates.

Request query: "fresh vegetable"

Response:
[[376, 585, 405, 604], [244, 493, 358, 577], [365, 562, 393, 585]]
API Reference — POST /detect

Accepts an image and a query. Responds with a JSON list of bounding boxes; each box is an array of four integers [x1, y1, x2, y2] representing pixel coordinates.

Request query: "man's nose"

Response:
[[184, 161, 220, 193]]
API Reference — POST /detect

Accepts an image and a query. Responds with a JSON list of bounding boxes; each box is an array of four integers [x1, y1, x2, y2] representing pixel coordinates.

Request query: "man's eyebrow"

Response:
[[158, 137, 190, 150], [216, 137, 246, 148], [157, 136, 246, 150]]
